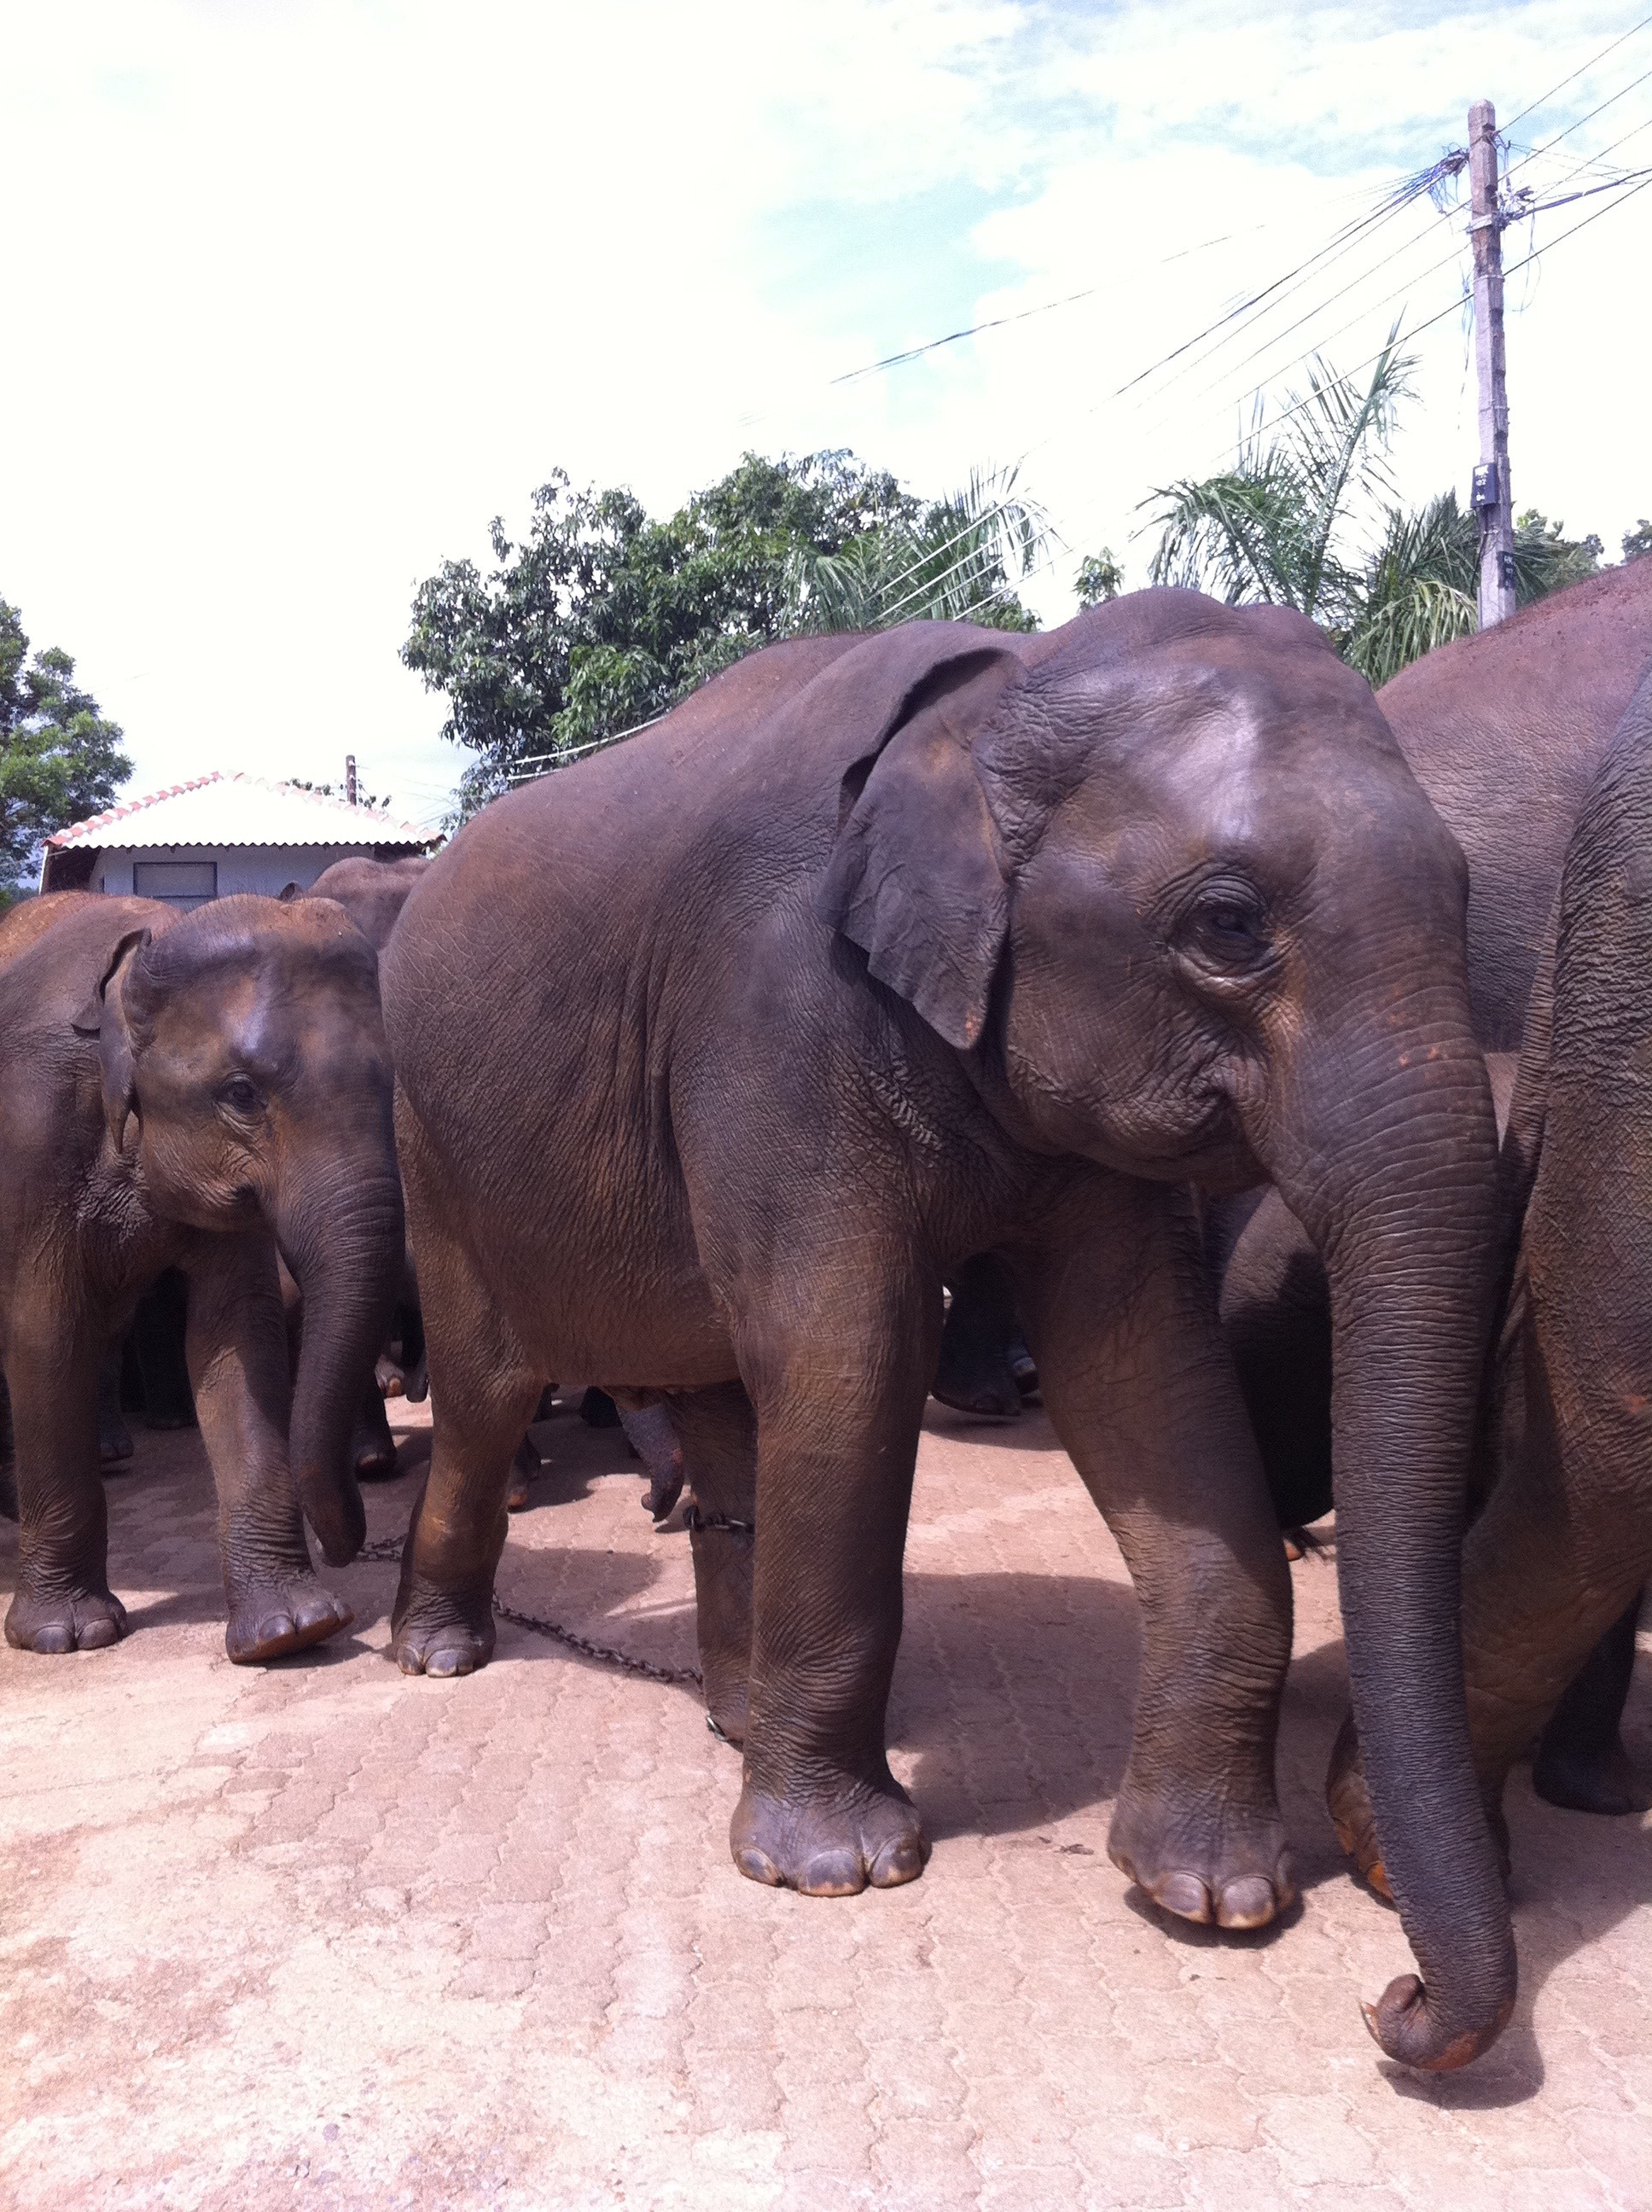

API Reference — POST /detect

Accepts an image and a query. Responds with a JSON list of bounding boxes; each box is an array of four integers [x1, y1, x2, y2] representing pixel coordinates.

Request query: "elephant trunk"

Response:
[[277, 1167, 405, 1566], [1265, 1010, 1515, 2070]]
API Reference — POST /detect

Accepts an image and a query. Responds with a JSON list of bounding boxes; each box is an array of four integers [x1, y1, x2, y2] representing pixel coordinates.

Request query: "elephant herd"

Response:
[[3, 567, 1649, 2080]]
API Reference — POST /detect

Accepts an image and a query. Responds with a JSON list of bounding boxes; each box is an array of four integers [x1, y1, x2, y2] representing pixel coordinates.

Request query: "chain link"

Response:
[[353, 1531, 702, 1686]]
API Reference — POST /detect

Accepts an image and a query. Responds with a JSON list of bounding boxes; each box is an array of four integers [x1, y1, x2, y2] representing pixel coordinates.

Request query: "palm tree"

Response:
[[789, 466, 1050, 634], [1145, 334, 1608, 684], [1146, 332, 1411, 632]]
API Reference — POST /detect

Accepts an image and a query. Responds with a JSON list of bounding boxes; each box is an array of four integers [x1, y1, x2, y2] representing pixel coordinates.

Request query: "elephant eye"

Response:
[[219, 1075, 263, 1115], [1182, 888, 1272, 973]]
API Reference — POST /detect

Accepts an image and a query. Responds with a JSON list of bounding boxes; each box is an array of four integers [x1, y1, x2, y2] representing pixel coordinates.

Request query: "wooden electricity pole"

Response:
[[1469, 99, 1516, 627], [346, 753, 358, 805]]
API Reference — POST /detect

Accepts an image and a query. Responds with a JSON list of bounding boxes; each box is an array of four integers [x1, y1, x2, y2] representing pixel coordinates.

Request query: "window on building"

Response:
[[133, 860, 218, 911]]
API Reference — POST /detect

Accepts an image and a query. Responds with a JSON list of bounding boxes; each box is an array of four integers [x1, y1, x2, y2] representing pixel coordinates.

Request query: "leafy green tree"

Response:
[[404, 451, 1044, 811], [1075, 550, 1124, 608], [1, 599, 130, 900], [1621, 519, 1652, 562]]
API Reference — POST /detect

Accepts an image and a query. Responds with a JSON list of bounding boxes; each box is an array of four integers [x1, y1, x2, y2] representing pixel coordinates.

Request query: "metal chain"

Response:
[[353, 1530, 702, 1686]]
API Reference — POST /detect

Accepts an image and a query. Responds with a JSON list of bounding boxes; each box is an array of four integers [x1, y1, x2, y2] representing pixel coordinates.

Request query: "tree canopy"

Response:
[[403, 450, 1046, 811], [1, 599, 130, 900]]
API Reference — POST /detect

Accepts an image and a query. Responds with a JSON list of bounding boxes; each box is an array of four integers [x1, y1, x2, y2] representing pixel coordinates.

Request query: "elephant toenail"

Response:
[[734, 1846, 784, 1887], [1216, 1877, 1278, 1929], [800, 1849, 867, 1897], [1153, 1871, 1213, 1924], [34, 1624, 75, 1656], [426, 1647, 471, 1678], [870, 1836, 928, 1888]]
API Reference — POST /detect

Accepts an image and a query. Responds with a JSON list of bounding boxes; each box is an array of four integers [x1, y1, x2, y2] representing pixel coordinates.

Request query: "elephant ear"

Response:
[[814, 635, 1022, 1050], [70, 928, 152, 1150]]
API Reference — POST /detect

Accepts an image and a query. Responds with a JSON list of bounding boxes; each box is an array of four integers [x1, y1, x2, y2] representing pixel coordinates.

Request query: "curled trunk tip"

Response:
[[1362, 1970, 1517, 2072]]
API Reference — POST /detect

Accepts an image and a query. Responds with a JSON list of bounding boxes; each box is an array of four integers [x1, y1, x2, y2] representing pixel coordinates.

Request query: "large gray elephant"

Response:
[[1377, 556, 1652, 1051], [381, 592, 1510, 2071], [0, 894, 403, 1660], [1331, 666, 1652, 1884], [1218, 563, 1652, 1811]]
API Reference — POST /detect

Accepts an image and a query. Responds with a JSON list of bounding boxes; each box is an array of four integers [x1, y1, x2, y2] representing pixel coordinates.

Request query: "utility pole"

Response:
[[1469, 99, 1516, 628], [346, 753, 358, 806]]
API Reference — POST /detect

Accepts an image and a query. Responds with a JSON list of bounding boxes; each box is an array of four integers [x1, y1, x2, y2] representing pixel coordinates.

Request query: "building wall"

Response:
[[90, 843, 398, 902]]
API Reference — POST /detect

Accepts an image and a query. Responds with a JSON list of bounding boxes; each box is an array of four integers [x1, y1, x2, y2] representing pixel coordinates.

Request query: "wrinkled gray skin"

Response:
[[1330, 667, 1652, 1881], [0, 894, 403, 1662], [384, 593, 1509, 2070]]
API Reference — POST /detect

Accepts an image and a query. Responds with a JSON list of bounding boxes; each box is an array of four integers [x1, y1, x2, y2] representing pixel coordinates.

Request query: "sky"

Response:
[[3, 0, 1649, 828]]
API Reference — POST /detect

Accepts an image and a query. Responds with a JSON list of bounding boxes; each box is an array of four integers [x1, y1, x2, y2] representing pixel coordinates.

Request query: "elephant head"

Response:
[[817, 591, 1510, 2070], [76, 894, 404, 1566]]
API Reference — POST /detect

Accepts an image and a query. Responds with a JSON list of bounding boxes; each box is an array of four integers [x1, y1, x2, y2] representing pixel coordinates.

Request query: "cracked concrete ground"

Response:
[[3, 1396, 1649, 2212]]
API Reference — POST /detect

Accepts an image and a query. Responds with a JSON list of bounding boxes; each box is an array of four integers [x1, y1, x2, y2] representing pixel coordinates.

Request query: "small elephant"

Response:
[[384, 593, 1509, 2071], [0, 894, 403, 1661]]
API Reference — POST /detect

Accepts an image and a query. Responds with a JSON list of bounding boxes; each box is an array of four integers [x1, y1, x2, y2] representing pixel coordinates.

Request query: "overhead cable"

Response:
[[1502, 9, 1652, 131]]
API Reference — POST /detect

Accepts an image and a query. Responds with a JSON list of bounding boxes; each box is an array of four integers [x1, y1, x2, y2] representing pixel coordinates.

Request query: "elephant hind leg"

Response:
[[388, 1130, 541, 1679], [1532, 1592, 1646, 1814], [667, 1382, 756, 1747]]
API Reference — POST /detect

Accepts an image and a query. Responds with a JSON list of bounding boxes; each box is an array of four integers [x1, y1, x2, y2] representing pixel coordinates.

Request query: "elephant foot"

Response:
[[506, 1433, 538, 1514], [731, 1767, 929, 1895], [5, 1582, 129, 1655], [1108, 1781, 1294, 1930], [1009, 1339, 1040, 1403], [1532, 1736, 1648, 1817], [99, 1421, 135, 1470], [1326, 1716, 1393, 1901], [930, 1368, 1021, 1420], [390, 1573, 496, 1679], [226, 1575, 354, 1664], [1327, 1715, 1512, 1898]]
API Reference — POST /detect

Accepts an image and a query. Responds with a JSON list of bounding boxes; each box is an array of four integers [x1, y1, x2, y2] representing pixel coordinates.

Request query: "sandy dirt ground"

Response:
[[3, 1395, 1650, 2212]]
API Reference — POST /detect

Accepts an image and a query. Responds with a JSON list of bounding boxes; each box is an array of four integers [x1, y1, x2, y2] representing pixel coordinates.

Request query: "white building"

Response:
[[41, 772, 439, 908]]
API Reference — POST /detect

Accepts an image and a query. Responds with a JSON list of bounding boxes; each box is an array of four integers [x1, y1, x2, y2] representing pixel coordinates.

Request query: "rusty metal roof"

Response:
[[46, 771, 439, 852]]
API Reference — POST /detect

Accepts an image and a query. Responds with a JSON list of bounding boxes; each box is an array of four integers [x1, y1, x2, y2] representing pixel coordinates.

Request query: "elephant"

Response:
[[1331, 667, 1652, 1887], [293, 855, 686, 1514], [1218, 564, 1652, 1825], [1376, 554, 1652, 1051], [295, 854, 432, 953], [0, 893, 403, 1660], [381, 590, 1511, 2072], [0, 894, 193, 1492]]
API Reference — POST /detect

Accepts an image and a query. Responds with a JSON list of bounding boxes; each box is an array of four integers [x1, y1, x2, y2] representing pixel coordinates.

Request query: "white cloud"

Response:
[[2, 0, 1647, 820]]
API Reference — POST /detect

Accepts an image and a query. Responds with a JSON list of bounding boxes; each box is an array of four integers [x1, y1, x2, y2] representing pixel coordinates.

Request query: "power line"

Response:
[[1503, 59, 1652, 181], [1503, 9, 1652, 131], [821, 166, 1434, 393], [847, 163, 1465, 625]]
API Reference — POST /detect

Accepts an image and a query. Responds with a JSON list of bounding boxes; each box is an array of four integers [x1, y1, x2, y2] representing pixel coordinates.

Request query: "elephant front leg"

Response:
[[183, 1236, 355, 1662], [729, 1282, 937, 1898], [4, 1308, 127, 1653], [1013, 1177, 1297, 1931]]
